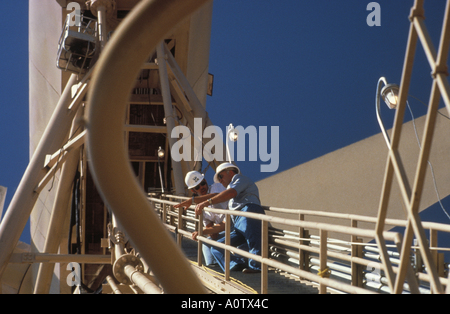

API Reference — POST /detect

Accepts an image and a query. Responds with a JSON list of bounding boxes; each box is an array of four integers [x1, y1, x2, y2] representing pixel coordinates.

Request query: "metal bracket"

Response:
[[113, 254, 144, 285]]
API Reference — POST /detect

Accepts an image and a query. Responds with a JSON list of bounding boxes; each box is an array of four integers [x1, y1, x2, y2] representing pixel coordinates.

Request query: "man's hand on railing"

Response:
[[173, 198, 192, 212], [192, 231, 218, 242], [195, 201, 209, 216]]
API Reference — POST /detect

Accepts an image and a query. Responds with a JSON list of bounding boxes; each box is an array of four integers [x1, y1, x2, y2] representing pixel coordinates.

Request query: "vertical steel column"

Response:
[[97, 5, 107, 51], [156, 43, 185, 196], [88, 0, 115, 52]]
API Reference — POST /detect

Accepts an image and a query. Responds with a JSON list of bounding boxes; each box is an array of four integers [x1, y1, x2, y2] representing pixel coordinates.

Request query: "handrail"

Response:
[[149, 194, 449, 294], [149, 195, 450, 235], [82, 0, 450, 294]]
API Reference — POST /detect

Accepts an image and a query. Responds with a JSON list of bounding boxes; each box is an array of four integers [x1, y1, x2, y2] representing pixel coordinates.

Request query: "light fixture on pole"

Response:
[[157, 146, 165, 193], [376, 77, 399, 147], [226, 123, 239, 163]]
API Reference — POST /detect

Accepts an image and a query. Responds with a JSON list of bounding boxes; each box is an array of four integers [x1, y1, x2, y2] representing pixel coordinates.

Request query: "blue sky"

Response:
[[206, 0, 448, 184], [1, 1, 449, 244]]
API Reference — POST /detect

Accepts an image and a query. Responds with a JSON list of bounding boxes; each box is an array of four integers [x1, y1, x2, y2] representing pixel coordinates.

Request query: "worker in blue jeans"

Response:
[[193, 163, 265, 274], [211, 203, 265, 272]]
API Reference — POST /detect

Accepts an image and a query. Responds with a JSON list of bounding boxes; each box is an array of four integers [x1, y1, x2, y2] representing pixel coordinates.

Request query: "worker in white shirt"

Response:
[[174, 171, 227, 266]]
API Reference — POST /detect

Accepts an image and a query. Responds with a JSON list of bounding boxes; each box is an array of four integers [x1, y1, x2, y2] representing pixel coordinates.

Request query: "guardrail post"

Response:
[[299, 214, 310, 274], [413, 239, 424, 273], [352, 238, 364, 287], [300, 230, 310, 274], [158, 194, 162, 220], [430, 229, 440, 274], [225, 214, 231, 281], [177, 205, 183, 245], [319, 229, 328, 294], [430, 229, 446, 288], [169, 205, 175, 226], [261, 220, 269, 294], [162, 202, 167, 225], [351, 219, 364, 287], [197, 212, 203, 267]]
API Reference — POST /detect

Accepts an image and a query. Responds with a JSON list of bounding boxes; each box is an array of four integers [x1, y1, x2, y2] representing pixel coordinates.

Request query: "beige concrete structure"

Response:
[[257, 109, 450, 228], [0, 242, 32, 294]]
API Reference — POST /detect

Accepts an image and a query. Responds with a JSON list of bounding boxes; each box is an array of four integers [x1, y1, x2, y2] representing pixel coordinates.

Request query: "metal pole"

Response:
[[123, 265, 162, 294], [89, 0, 114, 51], [97, 5, 107, 51], [197, 212, 203, 267], [10, 253, 111, 264], [106, 275, 122, 294], [319, 229, 328, 294], [156, 42, 185, 195], [261, 220, 269, 294], [112, 214, 125, 258], [157, 149, 165, 193], [224, 214, 231, 281], [375, 77, 392, 148]]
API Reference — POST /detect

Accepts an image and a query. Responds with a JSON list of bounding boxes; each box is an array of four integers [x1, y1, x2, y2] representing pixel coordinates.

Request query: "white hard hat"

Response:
[[213, 162, 240, 183], [185, 171, 205, 189]]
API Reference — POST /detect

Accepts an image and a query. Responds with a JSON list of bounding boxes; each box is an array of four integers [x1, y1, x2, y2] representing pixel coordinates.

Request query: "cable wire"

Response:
[[407, 101, 450, 221]]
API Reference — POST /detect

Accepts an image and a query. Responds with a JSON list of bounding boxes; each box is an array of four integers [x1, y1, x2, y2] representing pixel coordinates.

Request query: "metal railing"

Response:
[[81, 0, 450, 295], [56, 13, 98, 74], [148, 193, 449, 294]]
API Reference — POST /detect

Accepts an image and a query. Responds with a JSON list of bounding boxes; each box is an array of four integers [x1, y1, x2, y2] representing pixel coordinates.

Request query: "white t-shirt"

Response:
[[202, 183, 227, 226]]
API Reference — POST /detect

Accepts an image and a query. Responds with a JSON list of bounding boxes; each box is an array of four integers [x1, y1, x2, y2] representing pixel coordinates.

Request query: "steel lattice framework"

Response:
[[374, 0, 450, 294]]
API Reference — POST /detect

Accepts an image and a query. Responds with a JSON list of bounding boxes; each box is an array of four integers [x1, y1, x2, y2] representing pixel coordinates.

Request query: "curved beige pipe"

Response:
[[85, 0, 208, 293]]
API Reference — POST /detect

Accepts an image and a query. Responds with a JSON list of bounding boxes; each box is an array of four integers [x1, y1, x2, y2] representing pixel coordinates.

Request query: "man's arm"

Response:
[[173, 193, 219, 210], [195, 188, 237, 216], [192, 221, 225, 241]]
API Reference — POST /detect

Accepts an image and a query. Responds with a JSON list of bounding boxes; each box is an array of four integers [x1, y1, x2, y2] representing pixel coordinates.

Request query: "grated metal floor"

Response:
[[179, 236, 319, 294]]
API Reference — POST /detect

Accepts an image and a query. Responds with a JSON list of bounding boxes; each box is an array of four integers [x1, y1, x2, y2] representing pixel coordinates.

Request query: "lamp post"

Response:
[[376, 77, 399, 147], [157, 146, 165, 193], [226, 123, 239, 163]]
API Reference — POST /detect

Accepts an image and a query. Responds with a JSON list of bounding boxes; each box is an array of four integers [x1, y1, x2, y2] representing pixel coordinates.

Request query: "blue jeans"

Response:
[[202, 243, 216, 266], [210, 204, 265, 272], [202, 231, 225, 266]]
